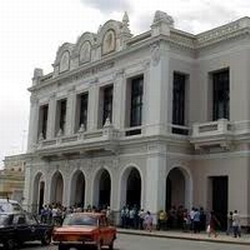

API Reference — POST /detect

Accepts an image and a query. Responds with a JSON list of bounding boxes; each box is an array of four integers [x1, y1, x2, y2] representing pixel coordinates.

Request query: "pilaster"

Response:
[[27, 96, 39, 151], [145, 153, 166, 224], [145, 41, 170, 135], [113, 70, 125, 129], [65, 87, 77, 135], [47, 94, 56, 139], [88, 82, 99, 131], [22, 163, 32, 211]]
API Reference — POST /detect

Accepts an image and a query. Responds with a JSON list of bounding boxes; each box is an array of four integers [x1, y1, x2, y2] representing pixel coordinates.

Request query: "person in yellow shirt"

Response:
[[158, 210, 167, 230]]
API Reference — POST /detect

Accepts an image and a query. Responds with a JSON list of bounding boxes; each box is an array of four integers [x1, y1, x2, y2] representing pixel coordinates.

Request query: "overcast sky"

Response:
[[1, 0, 250, 168]]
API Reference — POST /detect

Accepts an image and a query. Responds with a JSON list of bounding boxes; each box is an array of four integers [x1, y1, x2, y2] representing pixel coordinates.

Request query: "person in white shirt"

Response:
[[232, 210, 241, 238]]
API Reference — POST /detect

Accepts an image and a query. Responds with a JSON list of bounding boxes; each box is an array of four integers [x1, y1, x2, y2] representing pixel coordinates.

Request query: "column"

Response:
[[84, 172, 93, 208], [65, 88, 77, 135], [27, 96, 39, 151], [145, 41, 170, 135], [22, 163, 32, 211], [113, 70, 125, 129], [47, 94, 56, 139], [145, 153, 166, 224], [87, 83, 99, 130], [63, 175, 70, 207]]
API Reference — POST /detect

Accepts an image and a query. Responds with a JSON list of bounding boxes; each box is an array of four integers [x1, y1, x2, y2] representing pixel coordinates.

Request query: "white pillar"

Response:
[[145, 154, 166, 224], [84, 173, 93, 208], [65, 88, 77, 135], [63, 174, 70, 207], [23, 163, 32, 211], [27, 96, 39, 151], [113, 70, 125, 129], [47, 94, 56, 139], [145, 42, 170, 135], [88, 84, 99, 131]]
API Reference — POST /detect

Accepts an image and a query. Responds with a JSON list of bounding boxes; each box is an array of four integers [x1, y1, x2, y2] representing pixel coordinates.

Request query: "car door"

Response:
[[99, 216, 110, 245], [13, 214, 30, 243], [25, 213, 40, 241]]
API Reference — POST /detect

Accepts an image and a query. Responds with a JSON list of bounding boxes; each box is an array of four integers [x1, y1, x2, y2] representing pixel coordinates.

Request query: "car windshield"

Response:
[[63, 214, 97, 226], [0, 202, 22, 213], [0, 214, 10, 226]]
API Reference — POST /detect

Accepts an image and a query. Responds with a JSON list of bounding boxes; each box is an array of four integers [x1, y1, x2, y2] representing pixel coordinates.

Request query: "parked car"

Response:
[[0, 212, 53, 249], [53, 212, 117, 250]]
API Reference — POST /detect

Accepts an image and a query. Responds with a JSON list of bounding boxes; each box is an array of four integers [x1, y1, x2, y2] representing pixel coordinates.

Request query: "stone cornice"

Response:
[[29, 17, 250, 93]]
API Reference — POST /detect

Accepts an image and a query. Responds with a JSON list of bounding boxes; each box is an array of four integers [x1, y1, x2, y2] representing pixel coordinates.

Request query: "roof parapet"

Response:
[[151, 10, 174, 37]]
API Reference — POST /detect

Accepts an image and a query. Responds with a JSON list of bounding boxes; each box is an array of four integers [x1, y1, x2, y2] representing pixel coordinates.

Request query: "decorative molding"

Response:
[[79, 41, 91, 64], [102, 29, 116, 55], [150, 42, 160, 66], [30, 95, 38, 106], [59, 51, 70, 73]]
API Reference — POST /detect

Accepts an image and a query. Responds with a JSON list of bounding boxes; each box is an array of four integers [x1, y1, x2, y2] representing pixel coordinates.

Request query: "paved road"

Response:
[[1, 234, 249, 250]]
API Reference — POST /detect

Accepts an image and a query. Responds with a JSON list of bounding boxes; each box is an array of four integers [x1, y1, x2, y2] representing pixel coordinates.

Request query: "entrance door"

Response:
[[212, 176, 228, 230]]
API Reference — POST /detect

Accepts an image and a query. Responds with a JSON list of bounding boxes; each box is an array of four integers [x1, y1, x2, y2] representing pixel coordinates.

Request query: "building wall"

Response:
[[15, 12, 250, 226]]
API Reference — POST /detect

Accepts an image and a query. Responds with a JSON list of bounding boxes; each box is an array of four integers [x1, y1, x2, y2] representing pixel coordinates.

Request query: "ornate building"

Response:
[[22, 11, 250, 227], [0, 155, 25, 202]]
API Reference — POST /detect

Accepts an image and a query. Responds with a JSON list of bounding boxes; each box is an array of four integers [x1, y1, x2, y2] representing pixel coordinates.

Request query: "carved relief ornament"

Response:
[[103, 29, 116, 55], [150, 42, 160, 66]]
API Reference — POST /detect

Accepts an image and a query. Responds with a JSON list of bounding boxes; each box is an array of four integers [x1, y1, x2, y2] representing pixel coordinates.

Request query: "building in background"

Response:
[[0, 155, 25, 202], [17, 10, 250, 227]]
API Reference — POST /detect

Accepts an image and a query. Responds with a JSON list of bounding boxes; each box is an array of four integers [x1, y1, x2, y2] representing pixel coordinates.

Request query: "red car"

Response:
[[53, 212, 116, 250]]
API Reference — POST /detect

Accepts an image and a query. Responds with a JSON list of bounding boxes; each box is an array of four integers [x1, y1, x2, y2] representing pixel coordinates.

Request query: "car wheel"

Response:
[[4, 239, 16, 250], [41, 230, 51, 245], [96, 241, 102, 250], [58, 244, 68, 250], [109, 239, 114, 250]]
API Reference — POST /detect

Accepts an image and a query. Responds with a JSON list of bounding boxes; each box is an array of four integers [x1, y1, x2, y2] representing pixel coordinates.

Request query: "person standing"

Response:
[[139, 209, 145, 230], [193, 208, 201, 233], [232, 210, 241, 238]]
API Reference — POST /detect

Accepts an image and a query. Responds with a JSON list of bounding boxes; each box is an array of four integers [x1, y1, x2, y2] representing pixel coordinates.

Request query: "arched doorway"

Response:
[[99, 170, 111, 208], [93, 169, 111, 209], [33, 173, 45, 214], [50, 171, 64, 205], [70, 171, 85, 207], [166, 167, 192, 211], [120, 167, 141, 208], [39, 181, 45, 211]]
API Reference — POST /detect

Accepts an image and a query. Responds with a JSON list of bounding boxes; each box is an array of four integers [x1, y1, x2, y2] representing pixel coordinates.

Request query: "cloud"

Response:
[[80, 0, 132, 14], [175, 2, 240, 33], [133, 13, 153, 34]]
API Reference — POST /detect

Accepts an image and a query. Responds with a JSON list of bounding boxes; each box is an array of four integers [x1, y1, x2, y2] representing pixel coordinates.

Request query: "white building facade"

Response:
[[23, 11, 250, 227]]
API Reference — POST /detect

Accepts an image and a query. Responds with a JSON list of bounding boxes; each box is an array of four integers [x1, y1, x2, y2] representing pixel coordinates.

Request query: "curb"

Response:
[[117, 230, 250, 246]]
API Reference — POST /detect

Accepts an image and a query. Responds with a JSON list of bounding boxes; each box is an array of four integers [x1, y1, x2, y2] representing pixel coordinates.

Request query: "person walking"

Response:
[[207, 211, 220, 237], [232, 210, 241, 238], [144, 211, 153, 232]]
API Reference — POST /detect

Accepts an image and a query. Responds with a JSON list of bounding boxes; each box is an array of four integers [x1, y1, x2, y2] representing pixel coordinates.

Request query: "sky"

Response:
[[1, 0, 250, 168]]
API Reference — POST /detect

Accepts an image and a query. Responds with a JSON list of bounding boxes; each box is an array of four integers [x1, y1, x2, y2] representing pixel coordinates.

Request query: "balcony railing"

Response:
[[190, 119, 233, 150], [192, 119, 233, 137], [35, 119, 250, 155]]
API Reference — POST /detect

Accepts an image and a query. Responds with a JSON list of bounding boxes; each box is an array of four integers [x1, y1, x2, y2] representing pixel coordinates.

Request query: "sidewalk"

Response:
[[117, 228, 250, 246]]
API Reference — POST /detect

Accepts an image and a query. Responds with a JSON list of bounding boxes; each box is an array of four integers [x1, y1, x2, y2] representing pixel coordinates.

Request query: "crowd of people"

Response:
[[39, 203, 242, 238], [39, 203, 112, 226], [120, 205, 242, 238]]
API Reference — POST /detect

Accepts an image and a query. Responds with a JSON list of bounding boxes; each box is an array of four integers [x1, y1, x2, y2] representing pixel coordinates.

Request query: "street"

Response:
[[1, 234, 249, 250]]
